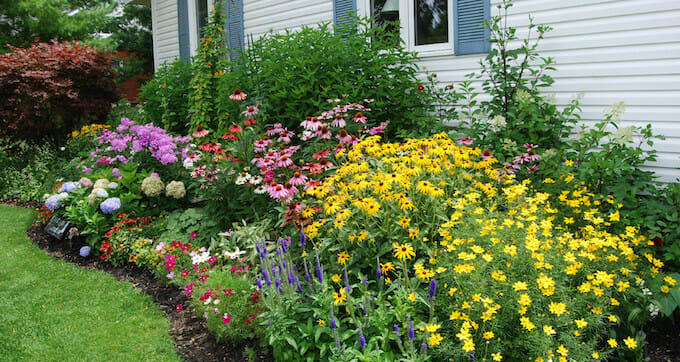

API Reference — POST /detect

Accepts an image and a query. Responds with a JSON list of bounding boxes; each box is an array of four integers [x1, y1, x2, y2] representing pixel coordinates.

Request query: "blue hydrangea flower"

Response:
[[58, 181, 80, 193], [79, 246, 91, 257], [100, 197, 121, 214], [45, 193, 68, 211]]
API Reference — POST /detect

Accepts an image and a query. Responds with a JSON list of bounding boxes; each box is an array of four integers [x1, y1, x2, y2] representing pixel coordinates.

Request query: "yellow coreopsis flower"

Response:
[[607, 338, 617, 348], [492, 352, 503, 361], [623, 336, 638, 349], [483, 331, 495, 340], [429, 333, 444, 346], [549, 302, 567, 317], [543, 325, 556, 336]]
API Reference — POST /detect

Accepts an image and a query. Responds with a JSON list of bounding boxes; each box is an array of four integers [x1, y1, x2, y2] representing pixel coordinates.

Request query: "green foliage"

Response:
[[457, 0, 581, 164], [159, 208, 220, 248], [105, 4, 153, 74], [233, 16, 435, 139], [0, 0, 117, 50], [138, 59, 193, 135]]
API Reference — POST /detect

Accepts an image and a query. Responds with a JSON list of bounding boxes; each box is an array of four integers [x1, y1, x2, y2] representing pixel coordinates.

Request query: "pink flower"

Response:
[[312, 149, 330, 160], [229, 88, 247, 101], [244, 106, 259, 116], [336, 129, 353, 145], [244, 118, 257, 126], [221, 314, 232, 324], [457, 137, 473, 146], [331, 114, 346, 128], [353, 112, 367, 123], [277, 129, 294, 143], [192, 126, 210, 138], [288, 172, 308, 186], [268, 183, 289, 199], [223, 288, 233, 296], [229, 124, 243, 133], [181, 269, 189, 278], [190, 231, 199, 239], [176, 304, 183, 311]]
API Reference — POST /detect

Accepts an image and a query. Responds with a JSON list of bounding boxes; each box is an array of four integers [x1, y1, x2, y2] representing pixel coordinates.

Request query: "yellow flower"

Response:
[[549, 302, 567, 317], [317, 319, 325, 326], [332, 274, 341, 283], [664, 276, 676, 286], [337, 251, 350, 265], [408, 228, 419, 240], [520, 316, 536, 331], [661, 285, 670, 293], [607, 338, 617, 348], [565, 160, 574, 166], [398, 217, 411, 229], [623, 336, 638, 349], [425, 324, 441, 333], [608, 315, 618, 323], [428, 333, 444, 346], [575, 319, 588, 328], [557, 344, 568, 356], [333, 288, 347, 305], [408, 292, 416, 302], [592, 352, 599, 359], [513, 281, 528, 291], [543, 325, 556, 336], [380, 262, 395, 273], [483, 331, 494, 340], [393, 242, 416, 261], [492, 352, 503, 361]]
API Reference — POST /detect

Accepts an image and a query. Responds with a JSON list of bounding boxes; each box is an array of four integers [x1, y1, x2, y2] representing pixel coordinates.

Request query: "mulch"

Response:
[[4, 198, 679, 361]]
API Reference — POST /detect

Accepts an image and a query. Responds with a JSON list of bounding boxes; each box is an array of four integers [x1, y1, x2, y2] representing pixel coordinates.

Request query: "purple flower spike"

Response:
[[300, 230, 306, 248], [303, 261, 311, 283], [393, 324, 400, 338], [408, 316, 414, 341], [376, 257, 382, 280], [428, 279, 437, 300], [421, 343, 428, 353], [256, 277, 263, 289], [315, 252, 323, 283], [359, 326, 366, 349], [344, 267, 351, 294], [330, 308, 337, 329]]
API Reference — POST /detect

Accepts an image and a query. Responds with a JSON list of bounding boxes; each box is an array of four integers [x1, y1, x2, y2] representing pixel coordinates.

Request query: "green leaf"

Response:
[[658, 295, 677, 317], [285, 336, 298, 350]]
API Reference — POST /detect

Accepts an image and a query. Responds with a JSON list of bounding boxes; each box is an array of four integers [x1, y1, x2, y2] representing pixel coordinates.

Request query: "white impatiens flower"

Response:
[[223, 247, 246, 260]]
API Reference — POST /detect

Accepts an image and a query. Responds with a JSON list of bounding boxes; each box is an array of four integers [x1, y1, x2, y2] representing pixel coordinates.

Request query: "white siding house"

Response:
[[148, 0, 680, 183]]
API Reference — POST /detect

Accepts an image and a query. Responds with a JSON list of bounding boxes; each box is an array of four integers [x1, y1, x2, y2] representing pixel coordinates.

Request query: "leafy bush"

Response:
[[0, 40, 120, 142], [138, 59, 193, 135], [233, 17, 435, 139]]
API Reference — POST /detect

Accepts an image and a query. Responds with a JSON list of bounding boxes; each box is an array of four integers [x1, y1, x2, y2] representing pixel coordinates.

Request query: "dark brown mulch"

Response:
[[5, 198, 680, 361], [3, 198, 271, 362]]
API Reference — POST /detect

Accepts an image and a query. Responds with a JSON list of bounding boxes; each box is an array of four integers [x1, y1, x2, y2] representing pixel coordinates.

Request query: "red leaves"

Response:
[[0, 40, 120, 141]]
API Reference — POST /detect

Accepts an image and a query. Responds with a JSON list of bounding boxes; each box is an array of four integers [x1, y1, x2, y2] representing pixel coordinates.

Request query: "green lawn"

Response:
[[0, 204, 181, 361]]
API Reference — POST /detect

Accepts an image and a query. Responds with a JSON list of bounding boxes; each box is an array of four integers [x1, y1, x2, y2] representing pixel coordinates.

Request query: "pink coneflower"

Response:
[[229, 124, 243, 133], [288, 171, 308, 186], [229, 88, 247, 101], [254, 138, 272, 152], [353, 112, 367, 124], [268, 183, 289, 199], [368, 122, 387, 135], [244, 106, 259, 116], [277, 129, 294, 143], [457, 137, 473, 146], [244, 118, 257, 126], [275, 156, 294, 168], [193, 125, 210, 138], [282, 182, 299, 201], [481, 149, 494, 161], [221, 132, 239, 141], [327, 98, 341, 103], [331, 114, 346, 128], [317, 125, 332, 140], [337, 129, 352, 145], [523, 143, 539, 150]]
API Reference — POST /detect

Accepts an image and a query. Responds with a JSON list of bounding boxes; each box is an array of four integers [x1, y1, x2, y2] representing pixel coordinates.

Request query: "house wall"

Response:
[[243, 0, 334, 41], [152, 0, 181, 69]]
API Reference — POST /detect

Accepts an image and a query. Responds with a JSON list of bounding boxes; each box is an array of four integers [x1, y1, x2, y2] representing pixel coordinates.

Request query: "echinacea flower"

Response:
[[229, 88, 247, 101], [192, 125, 210, 138], [244, 106, 259, 116]]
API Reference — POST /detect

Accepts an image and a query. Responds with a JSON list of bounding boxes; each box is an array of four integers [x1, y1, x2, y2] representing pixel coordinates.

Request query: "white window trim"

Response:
[[358, 0, 455, 57], [189, 0, 215, 57]]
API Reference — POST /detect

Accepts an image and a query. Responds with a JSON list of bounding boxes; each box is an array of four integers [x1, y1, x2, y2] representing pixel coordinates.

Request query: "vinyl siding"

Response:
[[152, 0, 181, 69], [243, 0, 334, 41]]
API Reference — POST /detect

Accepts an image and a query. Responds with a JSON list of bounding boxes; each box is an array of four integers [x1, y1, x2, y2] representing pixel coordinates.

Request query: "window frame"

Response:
[[189, 0, 214, 57]]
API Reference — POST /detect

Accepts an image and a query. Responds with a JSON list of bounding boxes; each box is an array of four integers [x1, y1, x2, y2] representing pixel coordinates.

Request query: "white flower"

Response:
[[204, 297, 212, 305], [249, 175, 263, 185], [94, 188, 109, 198], [223, 247, 246, 260], [649, 303, 660, 317], [489, 115, 507, 132], [108, 182, 118, 189], [191, 251, 211, 265], [254, 185, 267, 194], [235, 173, 251, 185]]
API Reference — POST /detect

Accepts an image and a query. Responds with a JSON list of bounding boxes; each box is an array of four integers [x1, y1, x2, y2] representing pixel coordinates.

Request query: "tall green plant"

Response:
[[233, 16, 437, 140], [457, 0, 581, 163]]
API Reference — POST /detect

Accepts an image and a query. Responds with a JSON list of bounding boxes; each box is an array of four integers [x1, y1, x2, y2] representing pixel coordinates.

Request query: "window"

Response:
[[365, 0, 490, 55]]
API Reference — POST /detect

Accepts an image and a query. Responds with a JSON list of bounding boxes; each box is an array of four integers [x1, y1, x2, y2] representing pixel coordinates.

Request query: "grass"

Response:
[[0, 204, 181, 361]]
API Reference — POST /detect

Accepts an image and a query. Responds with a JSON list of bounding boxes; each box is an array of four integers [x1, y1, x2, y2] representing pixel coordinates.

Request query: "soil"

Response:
[[4, 198, 679, 361]]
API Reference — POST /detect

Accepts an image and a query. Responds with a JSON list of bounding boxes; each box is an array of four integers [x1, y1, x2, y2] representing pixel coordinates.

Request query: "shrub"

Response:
[[0, 40, 120, 142], [233, 17, 435, 139], [138, 59, 193, 135]]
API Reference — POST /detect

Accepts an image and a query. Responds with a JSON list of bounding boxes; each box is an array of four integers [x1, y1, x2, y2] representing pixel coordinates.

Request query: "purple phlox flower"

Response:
[[100, 197, 121, 214], [150, 172, 160, 178], [428, 279, 437, 301], [111, 168, 122, 180]]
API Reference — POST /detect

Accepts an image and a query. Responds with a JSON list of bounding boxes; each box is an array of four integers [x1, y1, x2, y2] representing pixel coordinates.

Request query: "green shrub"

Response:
[[138, 59, 193, 135], [233, 17, 436, 139]]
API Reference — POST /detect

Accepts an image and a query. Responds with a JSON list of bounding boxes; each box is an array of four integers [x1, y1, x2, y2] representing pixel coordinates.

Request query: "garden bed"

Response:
[[3, 197, 677, 361], [1, 198, 270, 362]]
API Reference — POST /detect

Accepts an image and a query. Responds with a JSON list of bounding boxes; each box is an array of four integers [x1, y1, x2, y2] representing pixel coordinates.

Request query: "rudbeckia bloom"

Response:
[[393, 242, 416, 261]]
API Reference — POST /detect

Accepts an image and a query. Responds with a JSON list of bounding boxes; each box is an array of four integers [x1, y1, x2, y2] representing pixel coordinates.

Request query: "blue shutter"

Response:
[[177, 0, 191, 61], [333, 0, 356, 29], [225, 0, 244, 60], [454, 0, 490, 55]]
